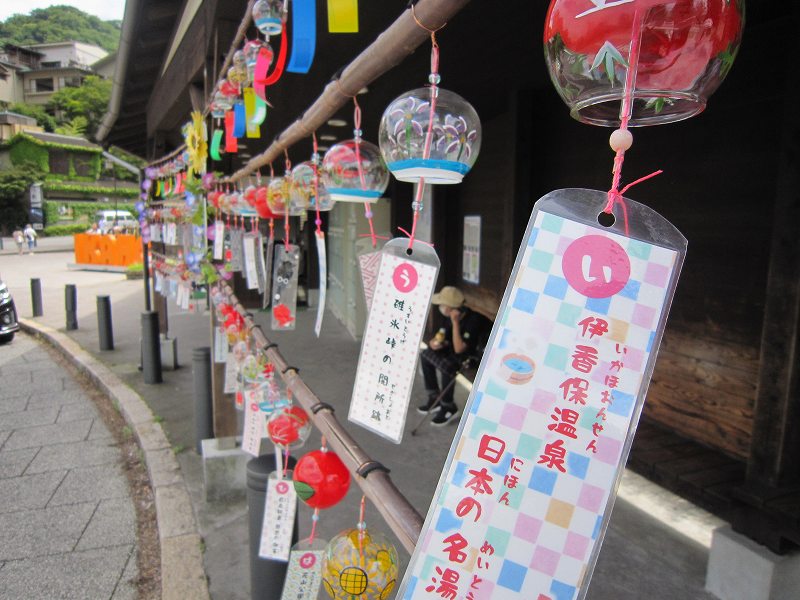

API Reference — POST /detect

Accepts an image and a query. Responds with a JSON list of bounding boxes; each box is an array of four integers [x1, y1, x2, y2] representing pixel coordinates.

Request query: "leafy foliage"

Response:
[[0, 167, 42, 233], [8, 137, 49, 172], [43, 199, 136, 226], [47, 76, 112, 139], [42, 182, 138, 198], [40, 223, 88, 237], [55, 116, 88, 137], [0, 6, 121, 52], [0, 102, 57, 132]]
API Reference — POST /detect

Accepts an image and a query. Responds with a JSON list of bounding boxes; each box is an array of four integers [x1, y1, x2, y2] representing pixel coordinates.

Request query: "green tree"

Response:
[[0, 167, 41, 234], [2, 102, 57, 132], [0, 6, 120, 52], [54, 116, 88, 137], [47, 76, 112, 139]]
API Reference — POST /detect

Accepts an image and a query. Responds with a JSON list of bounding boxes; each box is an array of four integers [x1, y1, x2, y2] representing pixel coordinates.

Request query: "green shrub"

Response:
[[40, 223, 87, 237], [125, 262, 143, 274]]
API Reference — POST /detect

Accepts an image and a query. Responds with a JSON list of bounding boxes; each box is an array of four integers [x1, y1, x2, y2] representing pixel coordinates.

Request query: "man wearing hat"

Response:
[[418, 286, 488, 426]]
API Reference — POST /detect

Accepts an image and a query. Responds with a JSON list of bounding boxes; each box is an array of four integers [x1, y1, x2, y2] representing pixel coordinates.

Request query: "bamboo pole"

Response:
[[225, 0, 471, 182], [220, 283, 424, 552]]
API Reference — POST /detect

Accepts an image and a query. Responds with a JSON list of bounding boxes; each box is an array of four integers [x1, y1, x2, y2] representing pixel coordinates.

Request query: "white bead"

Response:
[[609, 128, 633, 152]]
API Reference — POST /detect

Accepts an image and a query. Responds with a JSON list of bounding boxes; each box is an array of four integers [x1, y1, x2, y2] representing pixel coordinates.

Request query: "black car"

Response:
[[0, 278, 19, 343]]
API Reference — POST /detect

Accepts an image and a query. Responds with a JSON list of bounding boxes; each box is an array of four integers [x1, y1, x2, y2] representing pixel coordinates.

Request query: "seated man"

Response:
[[418, 286, 488, 426]]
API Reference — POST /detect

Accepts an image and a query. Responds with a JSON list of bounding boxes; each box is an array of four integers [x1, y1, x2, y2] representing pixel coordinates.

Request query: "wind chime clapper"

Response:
[[217, 281, 425, 551]]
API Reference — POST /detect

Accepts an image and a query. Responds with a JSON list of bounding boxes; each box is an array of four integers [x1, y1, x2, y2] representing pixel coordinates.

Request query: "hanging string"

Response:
[[407, 14, 442, 250], [283, 150, 291, 249], [352, 96, 378, 248], [602, 8, 662, 236], [357, 494, 367, 559], [308, 508, 321, 545], [312, 133, 323, 236]]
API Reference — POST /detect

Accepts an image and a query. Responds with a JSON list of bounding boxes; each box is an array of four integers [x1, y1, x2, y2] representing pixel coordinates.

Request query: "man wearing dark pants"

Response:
[[418, 286, 487, 426]]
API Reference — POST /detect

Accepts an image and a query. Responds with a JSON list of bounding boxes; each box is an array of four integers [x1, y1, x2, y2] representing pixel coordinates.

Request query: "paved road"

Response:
[[0, 334, 138, 600]]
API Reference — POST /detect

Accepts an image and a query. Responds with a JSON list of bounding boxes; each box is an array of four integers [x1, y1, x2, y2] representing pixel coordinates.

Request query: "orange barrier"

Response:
[[73, 233, 143, 267]]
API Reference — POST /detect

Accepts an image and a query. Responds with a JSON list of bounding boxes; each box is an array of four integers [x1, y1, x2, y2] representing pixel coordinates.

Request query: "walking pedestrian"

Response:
[[12, 228, 24, 255], [23, 224, 37, 254]]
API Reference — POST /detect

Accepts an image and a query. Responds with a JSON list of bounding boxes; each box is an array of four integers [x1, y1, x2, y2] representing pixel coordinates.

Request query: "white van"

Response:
[[94, 210, 138, 232]]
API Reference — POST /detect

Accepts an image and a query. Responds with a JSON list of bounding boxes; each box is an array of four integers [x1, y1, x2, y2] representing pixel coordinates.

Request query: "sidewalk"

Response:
[[0, 334, 138, 600], [0, 236, 74, 256], [0, 250, 724, 599]]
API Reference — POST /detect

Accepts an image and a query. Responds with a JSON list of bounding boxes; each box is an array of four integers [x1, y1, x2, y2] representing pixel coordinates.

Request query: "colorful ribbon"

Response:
[[210, 129, 223, 161], [286, 0, 316, 74], [243, 88, 261, 138], [225, 110, 238, 153], [327, 0, 358, 33], [233, 102, 246, 138]]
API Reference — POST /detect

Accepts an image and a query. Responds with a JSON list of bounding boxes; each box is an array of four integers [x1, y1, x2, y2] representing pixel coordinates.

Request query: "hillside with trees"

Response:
[[0, 6, 120, 52]]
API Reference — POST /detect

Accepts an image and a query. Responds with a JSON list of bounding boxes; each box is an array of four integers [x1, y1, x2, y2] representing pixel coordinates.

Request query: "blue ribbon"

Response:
[[233, 102, 246, 138], [286, 0, 316, 74]]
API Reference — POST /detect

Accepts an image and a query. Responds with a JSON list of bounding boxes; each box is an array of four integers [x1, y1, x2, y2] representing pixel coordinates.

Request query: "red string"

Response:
[[603, 8, 645, 237], [308, 508, 320, 545], [312, 133, 322, 235], [283, 151, 291, 249], [350, 96, 378, 249], [407, 35, 440, 250]]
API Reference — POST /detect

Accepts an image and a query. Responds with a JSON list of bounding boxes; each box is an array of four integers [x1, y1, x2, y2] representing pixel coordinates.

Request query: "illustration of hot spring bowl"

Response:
[[498, 353, 536, 385]]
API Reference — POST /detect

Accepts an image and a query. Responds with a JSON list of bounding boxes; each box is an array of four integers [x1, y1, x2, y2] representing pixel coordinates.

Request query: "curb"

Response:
[[19, 318, 210, 600]]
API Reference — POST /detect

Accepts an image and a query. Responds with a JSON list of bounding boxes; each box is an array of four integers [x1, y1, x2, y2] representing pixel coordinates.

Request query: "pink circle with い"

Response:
[[392, 262, 419, 293], [276, 481, 290, 494], [299, 552, 317, 569], [562, 235, 631, 299]]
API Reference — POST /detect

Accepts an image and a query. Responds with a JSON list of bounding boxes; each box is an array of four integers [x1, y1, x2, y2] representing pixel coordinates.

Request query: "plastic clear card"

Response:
[[280, 537, 327, 600], [243, 233, 260, 290], [271, 244, 300, 331], [398, 189, 686, 600], [229, 229, 244, 272], [224, 353, 238, 395], [242, 391, 266, 457], [214, 327, 228, 363], [259, 471, 298, 561], [151, 224, 162, 243], [263, 238, 275, 309], [214, 221, 225, 260], [255, 233, 267, 295], [348, 237, 440, 444], [314, 231, 327, 337]]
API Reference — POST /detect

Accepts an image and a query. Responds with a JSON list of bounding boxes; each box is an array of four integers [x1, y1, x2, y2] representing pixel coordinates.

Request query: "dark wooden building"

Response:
[[102, 0, 799, 554]]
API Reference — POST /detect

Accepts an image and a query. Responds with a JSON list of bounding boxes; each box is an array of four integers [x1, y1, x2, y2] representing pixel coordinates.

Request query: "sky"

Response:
[[0, 1, 126, 22]]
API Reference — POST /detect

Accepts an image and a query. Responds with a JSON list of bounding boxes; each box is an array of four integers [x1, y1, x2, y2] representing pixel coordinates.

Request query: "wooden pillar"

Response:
[[735, 27, 800, 551], [210, 309, 238, 439]]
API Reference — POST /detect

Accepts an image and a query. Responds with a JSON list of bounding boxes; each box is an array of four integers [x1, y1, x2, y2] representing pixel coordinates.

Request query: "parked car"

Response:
[[0, 277, 19, 343], [94, 209, 138, 233]]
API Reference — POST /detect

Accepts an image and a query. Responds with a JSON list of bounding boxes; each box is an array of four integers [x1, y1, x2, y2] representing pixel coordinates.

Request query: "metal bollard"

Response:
[[141, 311, 162, 384], [192, 347, 213, 454], [96, 295, 114, 351], [31, 278, 43, 317], [65, 284, 78, 330], [247, 454, 299, 600]]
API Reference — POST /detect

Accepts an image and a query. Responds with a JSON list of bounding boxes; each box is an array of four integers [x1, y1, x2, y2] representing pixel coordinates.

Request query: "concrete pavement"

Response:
[[0, 334, 138, 600], [0, 249, 726, 599], [0, 235, 75, 257]]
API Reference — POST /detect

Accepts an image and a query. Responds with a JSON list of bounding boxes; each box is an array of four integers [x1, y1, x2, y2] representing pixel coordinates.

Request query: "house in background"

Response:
[[0, 130, 138, 231], [0, 111, 43, 142], [0, 41, 109, 108]]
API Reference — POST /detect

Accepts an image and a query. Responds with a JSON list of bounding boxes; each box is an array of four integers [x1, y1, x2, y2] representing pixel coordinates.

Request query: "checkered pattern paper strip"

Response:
[[400, 199, 683, 600]]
